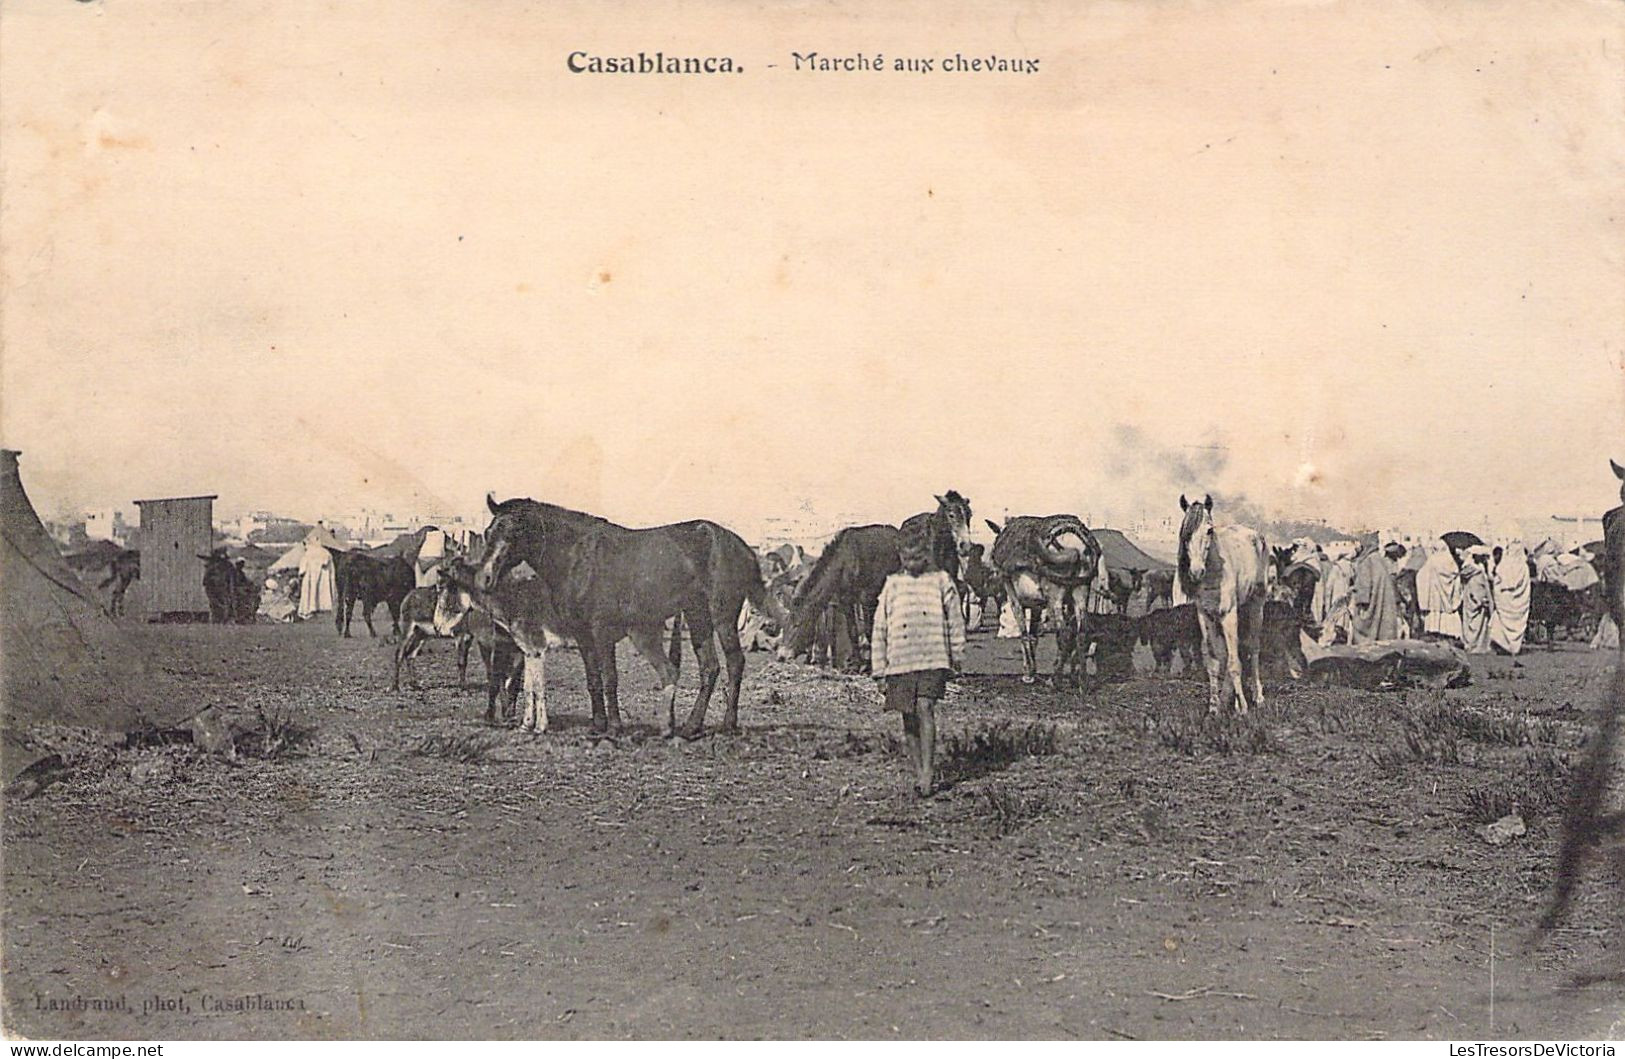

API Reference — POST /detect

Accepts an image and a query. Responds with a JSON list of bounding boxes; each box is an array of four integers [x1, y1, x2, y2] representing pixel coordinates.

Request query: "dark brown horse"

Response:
[[335, 551, 415, 639], [477, 495, 787, 738], [776, 492, 973, 670]]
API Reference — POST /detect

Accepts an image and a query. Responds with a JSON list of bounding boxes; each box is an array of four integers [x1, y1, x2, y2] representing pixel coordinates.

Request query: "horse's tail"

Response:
[[778, 537, 849, 655]]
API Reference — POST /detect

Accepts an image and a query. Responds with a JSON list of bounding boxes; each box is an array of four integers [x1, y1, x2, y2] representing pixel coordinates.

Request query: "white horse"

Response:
[[1176, 495, 1269, 715]]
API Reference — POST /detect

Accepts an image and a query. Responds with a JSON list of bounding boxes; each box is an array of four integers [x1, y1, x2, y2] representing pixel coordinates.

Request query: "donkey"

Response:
[[435, 561, 561, 731], [1176, 494, 1269, 715]]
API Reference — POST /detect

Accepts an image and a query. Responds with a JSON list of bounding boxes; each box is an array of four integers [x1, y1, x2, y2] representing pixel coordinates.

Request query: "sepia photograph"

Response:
[[1, 0, 1622, 1043]]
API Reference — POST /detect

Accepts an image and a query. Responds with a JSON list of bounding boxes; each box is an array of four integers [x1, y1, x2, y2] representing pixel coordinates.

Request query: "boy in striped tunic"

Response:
[[871, 523, 967, 797]]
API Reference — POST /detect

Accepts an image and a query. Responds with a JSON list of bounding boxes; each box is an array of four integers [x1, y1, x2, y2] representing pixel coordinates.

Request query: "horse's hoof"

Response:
[[1020, 675, 1036, 686], [673, 725, 704, 742]]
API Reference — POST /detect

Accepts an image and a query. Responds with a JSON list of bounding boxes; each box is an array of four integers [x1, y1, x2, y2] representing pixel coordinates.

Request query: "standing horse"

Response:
[[1177, 494, 1269, 715], [335, 552, 415, 639], [988, 515, 1103, 687], [776, 491, 974, 670], [477, 495, 787, 738]]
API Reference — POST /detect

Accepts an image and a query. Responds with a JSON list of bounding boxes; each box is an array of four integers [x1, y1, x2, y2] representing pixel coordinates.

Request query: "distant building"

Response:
[[82, 508, 135, 545]]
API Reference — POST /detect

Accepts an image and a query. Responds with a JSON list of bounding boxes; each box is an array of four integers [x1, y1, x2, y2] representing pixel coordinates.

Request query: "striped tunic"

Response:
[[871, 570, 967, 677]]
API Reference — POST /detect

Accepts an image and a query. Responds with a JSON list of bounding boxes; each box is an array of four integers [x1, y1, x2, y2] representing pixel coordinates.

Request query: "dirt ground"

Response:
[[4, 617, 1623, 1040]]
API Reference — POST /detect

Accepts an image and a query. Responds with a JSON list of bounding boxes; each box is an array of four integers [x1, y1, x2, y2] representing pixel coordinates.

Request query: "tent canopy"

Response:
[[1, 450, 198, 783], [1091, 528, 1174, 574]]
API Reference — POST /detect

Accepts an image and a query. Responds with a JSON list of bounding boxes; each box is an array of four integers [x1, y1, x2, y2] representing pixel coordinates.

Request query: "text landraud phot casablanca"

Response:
[[565, 51, 1040, 75]]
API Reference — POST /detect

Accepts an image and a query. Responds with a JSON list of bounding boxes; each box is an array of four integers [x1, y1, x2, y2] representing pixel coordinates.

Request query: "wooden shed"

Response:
[[130, 494, 216, 621]]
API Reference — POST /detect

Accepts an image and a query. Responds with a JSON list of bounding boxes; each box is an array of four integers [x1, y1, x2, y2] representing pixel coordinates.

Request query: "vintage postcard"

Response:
[[2, 0, 1622, 1043]]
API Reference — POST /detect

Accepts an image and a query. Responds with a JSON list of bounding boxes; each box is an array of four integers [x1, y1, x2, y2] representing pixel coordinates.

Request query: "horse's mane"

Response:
[[492, 496, 615, 529], [1176, 507, 1209, 600]]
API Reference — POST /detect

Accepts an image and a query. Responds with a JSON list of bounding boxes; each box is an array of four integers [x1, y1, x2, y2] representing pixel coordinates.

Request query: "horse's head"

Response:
[[935, 490, 974, 560], [1178, 494, 1215, 580], [479, 493, 540, 590], [1612, 459, 1625, 505]]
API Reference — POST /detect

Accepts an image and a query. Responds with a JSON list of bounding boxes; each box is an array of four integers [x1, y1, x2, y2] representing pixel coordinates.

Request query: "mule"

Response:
[[987, 515, 1103, 688], [335, 551, 415, 639], [477, 495, 787, 738], [1176, 494, 1269, 715]]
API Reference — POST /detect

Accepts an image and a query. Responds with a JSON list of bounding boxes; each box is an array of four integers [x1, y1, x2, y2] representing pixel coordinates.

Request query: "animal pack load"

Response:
[[988, 514, 1105, 687]]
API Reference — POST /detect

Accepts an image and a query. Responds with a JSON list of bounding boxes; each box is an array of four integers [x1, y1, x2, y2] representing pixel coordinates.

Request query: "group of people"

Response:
[[1306, 533, 1533, 656]]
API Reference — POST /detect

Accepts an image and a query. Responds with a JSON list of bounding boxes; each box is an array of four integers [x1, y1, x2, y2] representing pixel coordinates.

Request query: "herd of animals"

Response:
[[59, 474, 1621, 740]]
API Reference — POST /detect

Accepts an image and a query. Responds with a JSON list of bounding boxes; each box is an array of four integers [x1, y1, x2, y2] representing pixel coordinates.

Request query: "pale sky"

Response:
[[3, 0, 1621, 540]]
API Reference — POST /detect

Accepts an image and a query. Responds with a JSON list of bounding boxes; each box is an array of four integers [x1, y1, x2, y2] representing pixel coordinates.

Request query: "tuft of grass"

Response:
[[242, 706, 316, 761], [1461, 750, 1573, 824], [938, 721, 1062, 782], [1155, 712, 1277, 757], [977, 784, 1054, 836], [410, 732, 502, 764]]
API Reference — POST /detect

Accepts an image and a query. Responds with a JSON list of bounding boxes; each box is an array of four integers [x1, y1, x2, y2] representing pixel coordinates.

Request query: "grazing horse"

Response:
[[1177, 494, 1269, 715], [335, 552, 415, 639], [777, 491, 974, 670], [477, 495, 787, 738], [987, 515, 1103, 687]]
